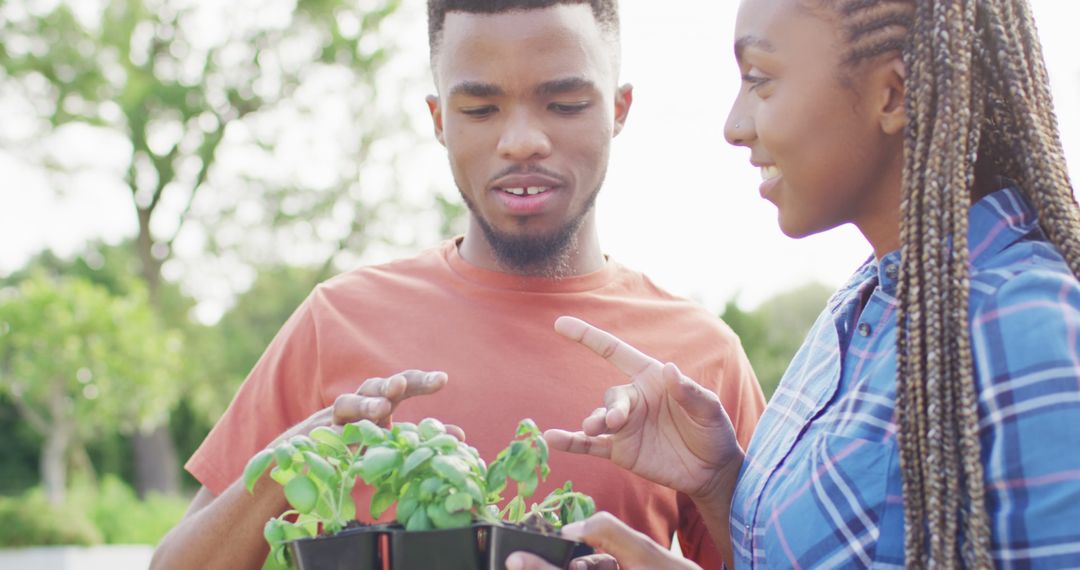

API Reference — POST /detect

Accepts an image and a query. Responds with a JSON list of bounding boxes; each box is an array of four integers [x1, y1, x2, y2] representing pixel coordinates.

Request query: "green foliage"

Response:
[[721, 283, 833, 399], [74, 475, 189, 544], [245, 418, 595, 567], [0, 490, 102, 547], [0, 272, 182, 433], [0, 476, 188, 547]]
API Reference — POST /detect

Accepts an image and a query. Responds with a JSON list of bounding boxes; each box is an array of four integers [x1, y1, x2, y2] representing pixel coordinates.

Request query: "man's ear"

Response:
[[426, 95, 446, 146], [612, 84, 633, 137], [877, 58, 906, 136]]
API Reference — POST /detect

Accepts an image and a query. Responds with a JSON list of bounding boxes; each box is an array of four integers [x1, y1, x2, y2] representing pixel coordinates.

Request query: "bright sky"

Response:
[[1, 1, 1078, 317]]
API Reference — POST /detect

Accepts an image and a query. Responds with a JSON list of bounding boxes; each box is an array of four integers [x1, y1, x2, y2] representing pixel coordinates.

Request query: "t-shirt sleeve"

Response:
[[718, 333, 766, 451], [185, 293, 327, 496], [676, 492, 724, 568], [971, 268, 1080, 564]]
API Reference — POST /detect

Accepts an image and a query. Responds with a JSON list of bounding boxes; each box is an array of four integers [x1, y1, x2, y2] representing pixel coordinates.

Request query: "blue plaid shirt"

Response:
[[730, 187, 1080, 569]]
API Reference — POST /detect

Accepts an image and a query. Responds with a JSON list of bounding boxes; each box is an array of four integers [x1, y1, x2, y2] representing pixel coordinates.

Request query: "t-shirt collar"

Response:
[[442, 237, 618, 293]]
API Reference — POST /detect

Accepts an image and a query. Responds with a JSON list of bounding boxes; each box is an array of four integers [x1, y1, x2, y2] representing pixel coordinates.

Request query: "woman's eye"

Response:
[[550, 102, 590, 114], [461, 105, 496, 117], [741, 74, 770, 92]]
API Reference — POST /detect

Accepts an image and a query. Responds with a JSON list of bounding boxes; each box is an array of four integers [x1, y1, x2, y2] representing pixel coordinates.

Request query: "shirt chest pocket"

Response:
[[761, 433, 904, 569]]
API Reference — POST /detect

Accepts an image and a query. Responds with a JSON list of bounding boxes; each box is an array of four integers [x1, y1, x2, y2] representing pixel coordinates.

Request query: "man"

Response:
[[152, 2, 765, 568]]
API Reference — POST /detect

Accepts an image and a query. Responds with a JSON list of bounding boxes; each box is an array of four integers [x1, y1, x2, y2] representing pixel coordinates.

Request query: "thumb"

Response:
[[662, 363, 730, 427], [560, 512, 685, 569]]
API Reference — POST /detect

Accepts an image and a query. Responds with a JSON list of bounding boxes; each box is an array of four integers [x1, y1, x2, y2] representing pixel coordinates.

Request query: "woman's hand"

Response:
[[546, 317, 744, 501], [505, 512, 703, 570]]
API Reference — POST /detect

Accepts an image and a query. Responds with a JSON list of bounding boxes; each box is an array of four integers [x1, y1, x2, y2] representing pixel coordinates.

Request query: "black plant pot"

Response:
[[385, 524, 484, 570], [287, 524, 381, 570], [482, 523, 593, 570]]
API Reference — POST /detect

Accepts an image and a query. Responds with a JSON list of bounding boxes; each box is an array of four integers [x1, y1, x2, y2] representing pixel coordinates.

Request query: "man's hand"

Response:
[[333, 370, 449, 426], [505, 512, 702, 570], [546, 317, 744, 501], [269, 370, 461, 446]]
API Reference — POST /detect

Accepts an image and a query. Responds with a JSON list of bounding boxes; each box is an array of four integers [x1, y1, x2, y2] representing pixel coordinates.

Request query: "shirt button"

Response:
[[885, 263, 899, 279], [858, 322, 872, 337]]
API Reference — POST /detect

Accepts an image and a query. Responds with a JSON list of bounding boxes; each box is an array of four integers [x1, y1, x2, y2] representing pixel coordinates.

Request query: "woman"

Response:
[[508, 0, 1080, 568]]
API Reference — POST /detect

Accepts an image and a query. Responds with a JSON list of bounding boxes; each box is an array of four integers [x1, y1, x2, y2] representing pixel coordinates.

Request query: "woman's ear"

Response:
[[878, 58, 907, 135]]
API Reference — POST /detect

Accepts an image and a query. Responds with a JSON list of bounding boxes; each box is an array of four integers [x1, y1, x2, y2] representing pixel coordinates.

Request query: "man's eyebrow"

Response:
[[449, 81, 504, 98], [734, 36, 775, 62], [535, 77, 597, 97]]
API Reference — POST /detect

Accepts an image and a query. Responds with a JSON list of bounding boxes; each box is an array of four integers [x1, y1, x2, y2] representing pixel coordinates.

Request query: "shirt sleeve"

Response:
[[185, 292, 327, 496], [971, 267, 1080, 566]]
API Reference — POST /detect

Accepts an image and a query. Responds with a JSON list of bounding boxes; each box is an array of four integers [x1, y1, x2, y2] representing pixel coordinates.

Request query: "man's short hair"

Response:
[[427, 0, 620, 57]]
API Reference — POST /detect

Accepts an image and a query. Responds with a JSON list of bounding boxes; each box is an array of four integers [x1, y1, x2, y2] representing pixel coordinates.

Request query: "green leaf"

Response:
[[505, 496, 526, 523], [419, 476, 443, 500], [289, 435, 317, 452], [302, 451, 337, 482], [357, 447, 402, 482], [284, 475, 319, 514], [273, 446, 294, 471], [341, 422, 364, 445], [444, 492, 473, 513], [370, 487, 397, 520], [401, 447, 435, 478], [397, 430, 420, 448], [485, 461, 508, 496], [405, 507, 432, 531], [355, 420, 387, 446], [516, 419, 539, 437], [263, 518, 285, 546], [422, 434, 460, 453], [243, 449, 275, 493], [397, 496, 419, 522], [309, 426, 347, 453], [508, 454, 538, 482], [431, 456, 468, 486], [426, 503, 472, 529], [269, 466, 296, 486], [517, 472, 539, 499], [418, 418, 446, 440]]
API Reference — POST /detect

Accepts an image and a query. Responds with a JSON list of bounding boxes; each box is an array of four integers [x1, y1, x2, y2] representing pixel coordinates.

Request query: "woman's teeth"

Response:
[[760, 166, 782, 181], [502, 187, 550, 196]]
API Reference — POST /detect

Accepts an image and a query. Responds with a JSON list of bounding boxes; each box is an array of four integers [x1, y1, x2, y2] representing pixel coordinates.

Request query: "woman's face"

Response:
[[724, 0, 906, 251]]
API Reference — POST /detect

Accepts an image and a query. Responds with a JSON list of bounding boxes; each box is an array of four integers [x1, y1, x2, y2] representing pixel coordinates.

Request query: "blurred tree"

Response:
[[721, 283, 832, 399], [0, 0, 411, 496], [0, 274, 182, 504]]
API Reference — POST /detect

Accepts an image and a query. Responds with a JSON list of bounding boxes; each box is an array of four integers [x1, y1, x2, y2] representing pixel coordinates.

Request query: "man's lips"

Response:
[[488, 174, 564, 215], [489, 173, 564, 196]]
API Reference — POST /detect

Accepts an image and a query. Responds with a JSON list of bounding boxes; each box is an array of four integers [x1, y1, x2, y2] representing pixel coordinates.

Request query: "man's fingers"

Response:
[[582, 407, 607, 437], [444, 423, 467, 442], [331, 393, 391, 425], [543, 429, 612, 459], [560, 512, 700, 570], [662, 363, 731, 427], [555, 317, 657, 377], [567, 554, 619, 570], [356, 370, 448, 401], [504, 552, 560, 570], [601, 385, 637, 433]]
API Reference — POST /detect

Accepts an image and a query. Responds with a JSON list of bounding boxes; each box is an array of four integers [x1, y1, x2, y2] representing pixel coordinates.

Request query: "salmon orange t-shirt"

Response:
[[186, 238, 765, 567]]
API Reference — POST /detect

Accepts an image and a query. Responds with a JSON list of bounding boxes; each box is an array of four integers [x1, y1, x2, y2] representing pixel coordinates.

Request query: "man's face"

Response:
[[428, 5, 631, 273]]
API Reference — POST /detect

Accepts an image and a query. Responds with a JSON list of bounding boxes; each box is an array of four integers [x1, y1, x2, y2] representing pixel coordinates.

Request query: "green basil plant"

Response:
[[243, 418, 595, 567]]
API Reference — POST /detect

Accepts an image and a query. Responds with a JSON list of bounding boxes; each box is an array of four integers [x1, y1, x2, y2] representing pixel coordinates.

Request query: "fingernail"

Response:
[[505, 553, 522, 570]]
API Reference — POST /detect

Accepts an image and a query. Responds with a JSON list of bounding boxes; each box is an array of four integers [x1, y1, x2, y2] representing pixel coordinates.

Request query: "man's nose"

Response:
[[497, 109, 553, 161]]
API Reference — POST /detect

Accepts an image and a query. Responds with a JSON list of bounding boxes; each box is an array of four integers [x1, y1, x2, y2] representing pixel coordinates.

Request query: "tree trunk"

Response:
[[131, 205, 181, 497], [42, 425, 70, 505], [133, 425, 181, 497]]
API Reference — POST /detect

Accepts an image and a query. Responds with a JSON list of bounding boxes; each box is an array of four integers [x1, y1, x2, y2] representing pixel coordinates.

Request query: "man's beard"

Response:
[[460, 184, 602, 279]]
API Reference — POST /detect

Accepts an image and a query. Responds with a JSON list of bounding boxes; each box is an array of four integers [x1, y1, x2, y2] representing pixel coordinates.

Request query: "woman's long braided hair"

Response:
[[819, 0, 1080, 567]]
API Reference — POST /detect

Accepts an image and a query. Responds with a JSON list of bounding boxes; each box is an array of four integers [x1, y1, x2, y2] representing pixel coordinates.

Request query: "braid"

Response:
[[819, 0, 1080, 567]]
